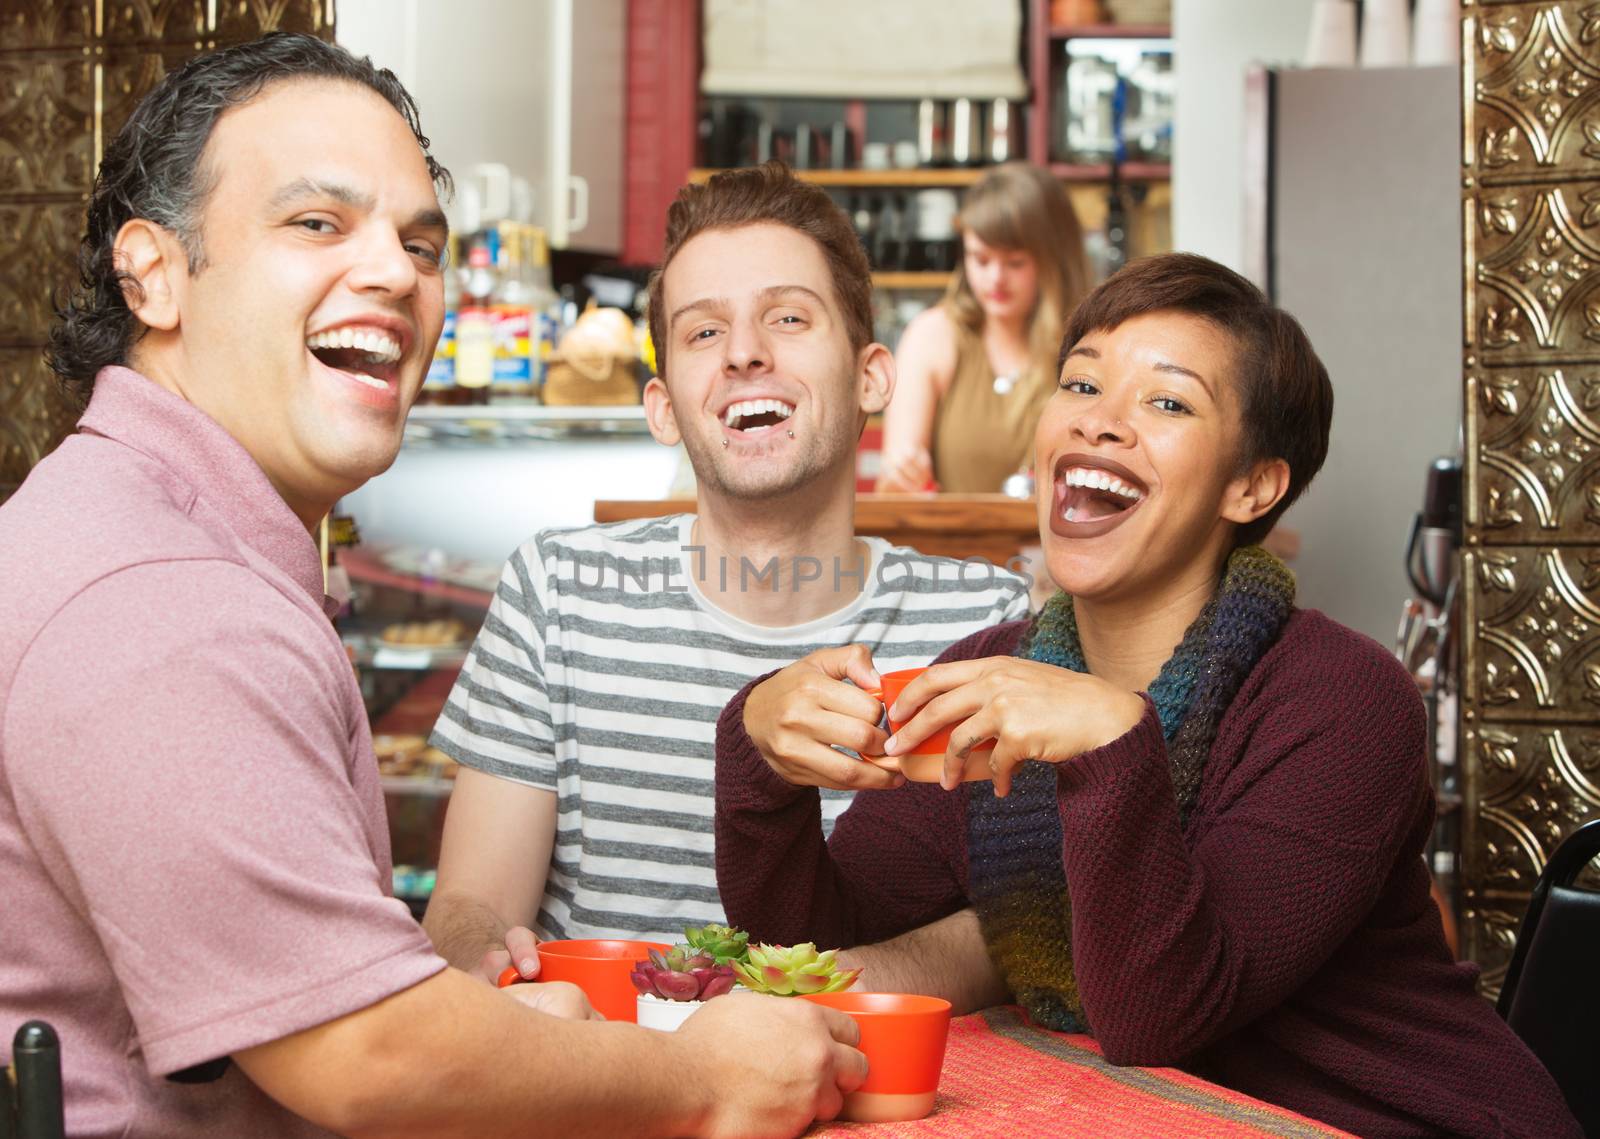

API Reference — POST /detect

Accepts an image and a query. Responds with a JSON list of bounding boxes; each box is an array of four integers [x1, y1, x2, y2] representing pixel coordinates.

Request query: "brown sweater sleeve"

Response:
[[713, 622, 1029, 948], [1055, 618, 1434, 1066]]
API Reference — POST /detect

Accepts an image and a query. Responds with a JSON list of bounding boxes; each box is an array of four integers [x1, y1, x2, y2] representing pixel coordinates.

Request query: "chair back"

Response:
[[3, 1020, 64, 1139], [1497, 818, 1600, 1137]]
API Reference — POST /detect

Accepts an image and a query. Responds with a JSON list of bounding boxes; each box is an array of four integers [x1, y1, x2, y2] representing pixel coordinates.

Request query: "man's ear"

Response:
[[1221, 456, 1292, 526], [113, 218, 184, 332], [642, 375, 682, 446], [856, 341, 895, 417]]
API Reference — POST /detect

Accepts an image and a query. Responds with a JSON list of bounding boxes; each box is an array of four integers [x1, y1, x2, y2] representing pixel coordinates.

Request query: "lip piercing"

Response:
[[722, 438, 729, 448], [787, 429, 795, 438]]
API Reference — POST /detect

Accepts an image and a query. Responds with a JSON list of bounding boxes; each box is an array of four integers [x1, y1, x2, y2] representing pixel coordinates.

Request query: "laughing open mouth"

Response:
[[722, 398, 795, 433], [1057, 465, 1144, 523], [1050, 457, 1149, 538], [307, 327, 403, 390]]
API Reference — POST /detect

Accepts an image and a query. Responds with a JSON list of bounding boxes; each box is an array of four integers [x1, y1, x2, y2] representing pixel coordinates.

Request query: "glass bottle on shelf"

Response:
[[490, 222, 537, 402], [872, 194, 907, 272], [418, 232, 460, 405], [453, 233, 497, 405], [526, 226, 562, 389], [850, 193, 876, 259]]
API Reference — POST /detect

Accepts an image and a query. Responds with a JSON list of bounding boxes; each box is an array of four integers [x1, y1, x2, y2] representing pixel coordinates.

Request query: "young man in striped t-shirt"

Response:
[[424, 163, 1031, 981]]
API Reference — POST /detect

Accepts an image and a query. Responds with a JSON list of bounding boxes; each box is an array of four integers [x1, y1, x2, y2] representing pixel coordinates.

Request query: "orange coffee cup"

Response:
[[498, 939, 669, 1022], [868, 667, 994, 783], [801, 992, 952, 1122]]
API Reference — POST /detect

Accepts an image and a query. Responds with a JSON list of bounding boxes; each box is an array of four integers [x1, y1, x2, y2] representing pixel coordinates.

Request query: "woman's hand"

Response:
[[743, 645, 903, 791], [501, 980, 603, 1021], [875, 447, 938, 494], [882, 657, 1147, 795]]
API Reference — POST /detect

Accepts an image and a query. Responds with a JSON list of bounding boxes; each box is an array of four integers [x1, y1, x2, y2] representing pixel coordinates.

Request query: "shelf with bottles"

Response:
[[1044, 27, 1173, 169], [846, 174, 1170, 298], [698, 90, 1029, 178], [425, 220, 564, 409]]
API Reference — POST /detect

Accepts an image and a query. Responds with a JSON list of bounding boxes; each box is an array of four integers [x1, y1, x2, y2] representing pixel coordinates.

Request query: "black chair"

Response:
[[1497, 817, 1600, 1138], [2, 1020, 64, 1139]]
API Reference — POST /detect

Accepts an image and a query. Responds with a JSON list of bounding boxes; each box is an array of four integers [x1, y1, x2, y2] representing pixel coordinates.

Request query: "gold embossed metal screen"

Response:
[[0, 0, 333, 504], [1461, 1, 1600, 992]]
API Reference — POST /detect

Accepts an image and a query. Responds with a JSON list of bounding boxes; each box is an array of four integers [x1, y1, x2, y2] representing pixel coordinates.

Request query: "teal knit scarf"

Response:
[[966, 545, 1296, 1033]]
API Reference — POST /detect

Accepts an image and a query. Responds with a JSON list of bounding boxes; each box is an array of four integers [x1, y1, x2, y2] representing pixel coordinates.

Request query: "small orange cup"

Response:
[[869, 667, 994, 783], [498, 938, 669, 1022], [801, 992, 952, 1122]]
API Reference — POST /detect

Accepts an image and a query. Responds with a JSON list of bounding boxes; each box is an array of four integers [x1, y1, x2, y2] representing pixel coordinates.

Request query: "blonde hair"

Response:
[[943, 163, 1090, 378]]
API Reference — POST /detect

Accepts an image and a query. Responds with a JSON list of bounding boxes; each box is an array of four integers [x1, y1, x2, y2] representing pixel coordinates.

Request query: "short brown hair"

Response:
[[1061, 252, 1333, 548], [646, 162, 873, 377]]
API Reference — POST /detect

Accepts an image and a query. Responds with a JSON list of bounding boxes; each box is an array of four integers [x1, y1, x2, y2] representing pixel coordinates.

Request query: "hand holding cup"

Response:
[[881, 657, 1147, 795], [743, 645, 902, 791]]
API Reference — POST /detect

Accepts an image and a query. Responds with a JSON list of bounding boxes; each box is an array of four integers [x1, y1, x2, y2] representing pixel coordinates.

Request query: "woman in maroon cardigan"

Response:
[[713, 254, 1580, 1139]]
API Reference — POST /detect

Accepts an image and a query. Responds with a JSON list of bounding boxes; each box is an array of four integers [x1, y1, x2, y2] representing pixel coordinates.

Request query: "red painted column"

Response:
[[1028, 0, 1051, 165], [622, 0, 701, 266]]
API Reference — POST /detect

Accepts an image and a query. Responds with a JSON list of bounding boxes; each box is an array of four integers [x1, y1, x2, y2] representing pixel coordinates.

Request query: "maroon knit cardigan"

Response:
[[714, 610, 1580, 1139]]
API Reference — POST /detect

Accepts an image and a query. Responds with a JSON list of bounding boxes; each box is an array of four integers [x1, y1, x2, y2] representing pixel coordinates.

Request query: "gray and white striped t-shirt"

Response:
[[430, 513, 1031, 944]]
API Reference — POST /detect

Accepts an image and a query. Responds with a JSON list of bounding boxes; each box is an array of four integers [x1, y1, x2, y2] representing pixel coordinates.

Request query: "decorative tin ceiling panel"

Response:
[[1462, 1, 1600, 987], [0, 0, 332, 506]]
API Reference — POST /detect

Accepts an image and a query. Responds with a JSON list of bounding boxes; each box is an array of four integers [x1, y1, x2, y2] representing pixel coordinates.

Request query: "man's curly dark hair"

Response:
[[47, 32, 451, 406]]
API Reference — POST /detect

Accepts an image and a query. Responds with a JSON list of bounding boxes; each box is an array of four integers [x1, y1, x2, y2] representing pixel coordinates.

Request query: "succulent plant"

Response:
[[683, 923, 750, 966], [630, 946, 737, 1003], [729, 942, 862, 997]]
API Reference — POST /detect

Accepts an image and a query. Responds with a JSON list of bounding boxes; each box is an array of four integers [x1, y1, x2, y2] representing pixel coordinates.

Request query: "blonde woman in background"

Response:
[[877, 163, 1091, 493]]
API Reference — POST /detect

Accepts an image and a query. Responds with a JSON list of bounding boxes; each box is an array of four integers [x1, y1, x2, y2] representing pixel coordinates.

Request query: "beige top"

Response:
[[931, 335, 1054, 492]]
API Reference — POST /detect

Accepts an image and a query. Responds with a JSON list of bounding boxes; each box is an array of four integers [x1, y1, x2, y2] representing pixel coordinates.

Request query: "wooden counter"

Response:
[[593, 494, 1040, 567]]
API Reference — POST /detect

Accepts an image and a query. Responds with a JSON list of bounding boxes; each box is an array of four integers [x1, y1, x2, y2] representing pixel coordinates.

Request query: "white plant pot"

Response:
[[636, 993, 705, 1031]]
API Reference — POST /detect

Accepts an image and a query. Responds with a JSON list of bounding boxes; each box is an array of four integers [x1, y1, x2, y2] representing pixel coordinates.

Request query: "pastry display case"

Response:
[[335, 404, 679, 915]]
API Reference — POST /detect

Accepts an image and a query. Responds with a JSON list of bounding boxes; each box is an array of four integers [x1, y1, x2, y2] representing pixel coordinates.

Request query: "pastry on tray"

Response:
[[379, 618, 469, 648]]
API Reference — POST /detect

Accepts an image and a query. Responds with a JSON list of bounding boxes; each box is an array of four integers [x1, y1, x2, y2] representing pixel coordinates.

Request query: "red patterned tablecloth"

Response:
[[809, 1007, 1354, 1138]]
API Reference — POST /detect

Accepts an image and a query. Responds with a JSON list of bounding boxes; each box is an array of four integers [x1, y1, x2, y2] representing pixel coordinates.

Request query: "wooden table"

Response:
[[809, 1007, 1352, 1138], [593, 494, 1040, 568]]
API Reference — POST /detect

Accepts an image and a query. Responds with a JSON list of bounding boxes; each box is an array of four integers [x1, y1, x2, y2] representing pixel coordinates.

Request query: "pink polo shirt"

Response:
[[0, 367, 445, 1138]]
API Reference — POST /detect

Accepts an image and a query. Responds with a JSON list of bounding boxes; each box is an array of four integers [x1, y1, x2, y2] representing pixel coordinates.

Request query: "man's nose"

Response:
[[722, 318, 769, 374], [349, 226, 421, 297]]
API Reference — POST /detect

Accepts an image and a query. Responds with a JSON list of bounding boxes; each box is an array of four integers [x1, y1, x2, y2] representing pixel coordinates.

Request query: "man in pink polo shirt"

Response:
[[0, 33, 864, 1139]]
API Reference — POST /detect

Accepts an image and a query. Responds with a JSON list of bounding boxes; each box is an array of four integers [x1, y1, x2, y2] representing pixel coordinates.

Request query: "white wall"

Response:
[[1173, 0, 1315, 272], [337, 0, 623, 252], [1271, 66, 1461, 646]]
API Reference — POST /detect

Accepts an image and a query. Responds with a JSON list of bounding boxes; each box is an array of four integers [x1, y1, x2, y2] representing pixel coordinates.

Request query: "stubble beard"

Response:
[[683, 414, 854, 502]]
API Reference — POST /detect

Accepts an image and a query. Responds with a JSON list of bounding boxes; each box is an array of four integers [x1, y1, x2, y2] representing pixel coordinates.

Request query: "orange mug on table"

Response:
[[801, 992, 952, 1121], [497, 938, 669, 1022], [867, 667, 994, 784]]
